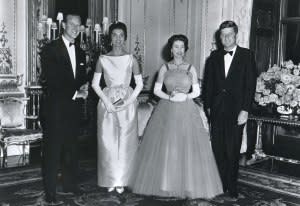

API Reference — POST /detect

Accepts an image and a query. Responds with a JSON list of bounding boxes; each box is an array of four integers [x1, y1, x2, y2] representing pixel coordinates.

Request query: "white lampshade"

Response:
[[47, 18, 53, 25], [79, 25, 85, 32], [56, 12, 63, 21], [94, 24, 101, 32], [102, 17, 109, 24], [86, 18, 92, 27]]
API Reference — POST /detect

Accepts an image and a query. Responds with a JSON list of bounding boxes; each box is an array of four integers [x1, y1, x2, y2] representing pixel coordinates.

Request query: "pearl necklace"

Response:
[[171, 61, 185, 69]]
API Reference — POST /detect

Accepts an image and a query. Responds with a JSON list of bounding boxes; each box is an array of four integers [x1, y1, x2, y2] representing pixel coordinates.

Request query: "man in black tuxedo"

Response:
[[203, 21, 257, 200], [40, 13, 88, 205]]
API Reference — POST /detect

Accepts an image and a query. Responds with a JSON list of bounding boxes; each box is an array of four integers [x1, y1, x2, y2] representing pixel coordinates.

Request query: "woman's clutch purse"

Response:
[[113, 98, 124, 106]]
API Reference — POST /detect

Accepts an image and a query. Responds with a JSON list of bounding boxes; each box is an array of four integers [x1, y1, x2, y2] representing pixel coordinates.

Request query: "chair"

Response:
[[0, 97, 42, 168]]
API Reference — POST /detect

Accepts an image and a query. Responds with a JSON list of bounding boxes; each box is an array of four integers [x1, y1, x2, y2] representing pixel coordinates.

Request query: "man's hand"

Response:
[[75, 83, 89, 99], [237, 110, 248, 125], [79, 83, 89, 91], [76, 90, 88, 99]]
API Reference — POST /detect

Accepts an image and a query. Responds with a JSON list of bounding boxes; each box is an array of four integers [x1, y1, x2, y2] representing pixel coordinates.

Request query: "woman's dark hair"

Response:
[[219, 20, 238, 34], [108, 21, 127, 41], [161, 34, 189, 61], [167, 34, 189, 52]]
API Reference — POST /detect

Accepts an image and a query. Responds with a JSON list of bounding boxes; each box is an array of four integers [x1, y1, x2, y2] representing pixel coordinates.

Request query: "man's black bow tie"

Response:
[[223, 50, 233, 56], [69, 42, 75, 47]]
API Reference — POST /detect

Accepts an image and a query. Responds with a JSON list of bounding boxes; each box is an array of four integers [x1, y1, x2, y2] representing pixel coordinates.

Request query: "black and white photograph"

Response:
[[0, 0, 300, 205]]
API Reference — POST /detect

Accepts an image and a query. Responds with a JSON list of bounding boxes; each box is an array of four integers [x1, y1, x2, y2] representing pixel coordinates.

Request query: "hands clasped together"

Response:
[[103, 98, 132, 113], [169, 91, 188, 102]]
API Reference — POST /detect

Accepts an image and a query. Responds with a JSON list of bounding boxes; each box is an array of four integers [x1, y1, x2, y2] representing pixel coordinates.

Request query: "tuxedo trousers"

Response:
[[210, 109, 244, 197], [41, 99, 81, 201]]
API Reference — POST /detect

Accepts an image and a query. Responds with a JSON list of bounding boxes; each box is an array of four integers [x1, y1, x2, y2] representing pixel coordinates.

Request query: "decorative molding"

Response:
[[256, 9, 273, 30], [0, 0, 17, 75], [0, 23, 13, 75], [0, 74, 23, 93], [233, 0, 253, 48], [13, 0, 16, 76]]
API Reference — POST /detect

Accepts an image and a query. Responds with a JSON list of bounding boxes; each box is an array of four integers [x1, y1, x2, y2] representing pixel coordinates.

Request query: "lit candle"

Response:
[[46, 18, 53, 40], [51, 22, 57, 40], [94, 24, 101, 44], [102, 17, 109, 35], [79, 25, 85, 43], [56, 12, 63, 35]]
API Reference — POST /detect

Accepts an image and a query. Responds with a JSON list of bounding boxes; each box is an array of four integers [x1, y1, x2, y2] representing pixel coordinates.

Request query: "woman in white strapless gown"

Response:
[[91, 22, 143, 194]]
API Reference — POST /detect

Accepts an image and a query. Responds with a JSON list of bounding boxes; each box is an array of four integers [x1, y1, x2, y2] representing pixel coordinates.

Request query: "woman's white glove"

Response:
[[103, 100, 117, 113], [186, 83, 200, 99], [119, 74, 143, 109], [92, 72, 119, 113]]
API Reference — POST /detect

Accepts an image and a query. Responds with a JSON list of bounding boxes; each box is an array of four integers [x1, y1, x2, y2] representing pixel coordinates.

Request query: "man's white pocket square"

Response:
[[80, 63, 84, 66]]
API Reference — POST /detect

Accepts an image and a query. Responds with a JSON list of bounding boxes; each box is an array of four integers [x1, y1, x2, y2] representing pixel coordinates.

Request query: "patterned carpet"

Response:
[[1, 161, 300, 206]]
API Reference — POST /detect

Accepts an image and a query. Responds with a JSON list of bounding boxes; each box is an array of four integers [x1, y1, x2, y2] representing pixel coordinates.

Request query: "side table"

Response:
[[247, 114, 300, 165]]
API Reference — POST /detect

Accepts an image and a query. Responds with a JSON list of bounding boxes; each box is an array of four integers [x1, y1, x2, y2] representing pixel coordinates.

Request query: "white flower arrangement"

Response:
[[255, 60, 300, 114]]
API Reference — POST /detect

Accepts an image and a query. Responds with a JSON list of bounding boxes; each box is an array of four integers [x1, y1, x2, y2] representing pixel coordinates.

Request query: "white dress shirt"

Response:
[[62, 35, 77, 99], [224, 46, 237, 78]]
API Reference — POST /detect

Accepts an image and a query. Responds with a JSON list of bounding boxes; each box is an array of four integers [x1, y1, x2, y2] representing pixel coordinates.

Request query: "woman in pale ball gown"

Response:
[[130, 34, 223, 199], [91, 22, 143, 194]]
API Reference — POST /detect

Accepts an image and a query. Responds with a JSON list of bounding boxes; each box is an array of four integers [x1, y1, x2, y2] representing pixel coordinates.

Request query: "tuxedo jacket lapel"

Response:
[[58, 38, 76, 79], [75, 46, 82, 80], [226, 46, 241, 79], [217, 51, 226, 80]]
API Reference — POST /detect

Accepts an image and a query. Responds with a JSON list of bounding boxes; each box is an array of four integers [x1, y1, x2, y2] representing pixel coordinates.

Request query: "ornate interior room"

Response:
[[0, 0, 300, 205]]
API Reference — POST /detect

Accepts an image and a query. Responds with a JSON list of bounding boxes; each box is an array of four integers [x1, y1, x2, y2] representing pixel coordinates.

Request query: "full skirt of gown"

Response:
[[130, 99, 223, 199]]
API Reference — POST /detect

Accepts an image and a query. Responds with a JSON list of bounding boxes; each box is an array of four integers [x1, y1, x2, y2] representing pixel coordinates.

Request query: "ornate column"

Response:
[[26, 0, 48, 129], [28, 0, 48, 86]]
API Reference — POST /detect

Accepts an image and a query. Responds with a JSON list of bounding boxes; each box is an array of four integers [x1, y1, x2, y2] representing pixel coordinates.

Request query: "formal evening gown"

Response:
[[97, 54, 139, 188], [130, 65, 223, 199]]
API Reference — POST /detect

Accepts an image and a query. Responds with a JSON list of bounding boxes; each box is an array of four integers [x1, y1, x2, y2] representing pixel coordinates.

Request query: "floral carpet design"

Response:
[[1, 162, 300, 206]]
